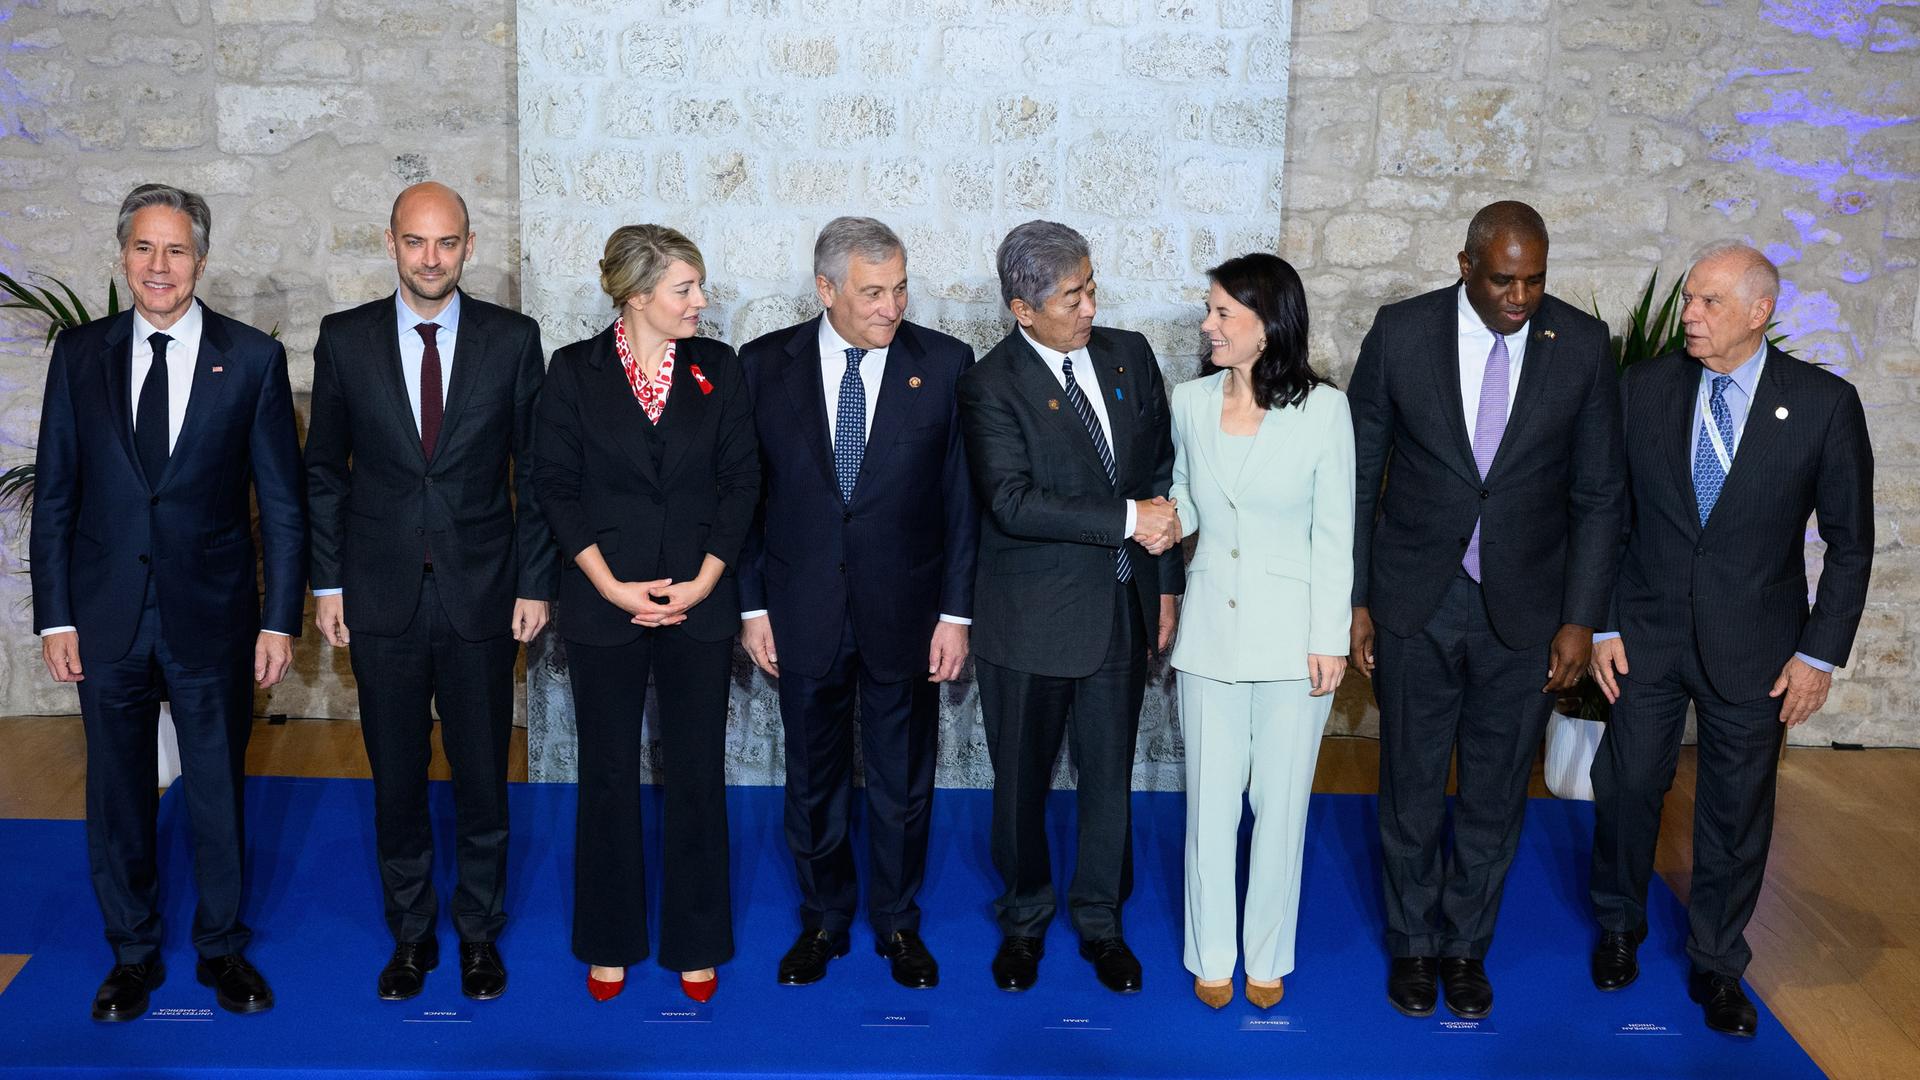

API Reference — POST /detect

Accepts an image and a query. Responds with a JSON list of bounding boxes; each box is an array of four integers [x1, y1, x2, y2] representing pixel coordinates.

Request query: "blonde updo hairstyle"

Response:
[[599, 224, 705, 308]]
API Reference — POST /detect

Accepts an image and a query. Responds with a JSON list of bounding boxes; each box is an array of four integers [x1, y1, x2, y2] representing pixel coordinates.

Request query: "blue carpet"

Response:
[[0, 778, 1821, 1078]]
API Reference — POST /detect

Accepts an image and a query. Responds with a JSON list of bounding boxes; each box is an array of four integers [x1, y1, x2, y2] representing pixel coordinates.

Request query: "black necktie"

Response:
[[135, 331, 171, 488]]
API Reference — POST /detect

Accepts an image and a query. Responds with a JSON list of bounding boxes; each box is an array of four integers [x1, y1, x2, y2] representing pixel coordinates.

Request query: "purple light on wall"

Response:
[[1766, 241, 1803, 265], [1762, 0, 1920, 52]]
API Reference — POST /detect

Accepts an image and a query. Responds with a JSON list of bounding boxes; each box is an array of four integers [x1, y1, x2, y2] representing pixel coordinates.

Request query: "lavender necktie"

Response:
[[1462, 332, 1510, 582]]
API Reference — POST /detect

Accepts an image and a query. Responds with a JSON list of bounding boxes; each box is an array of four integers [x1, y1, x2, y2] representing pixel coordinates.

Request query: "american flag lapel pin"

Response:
[[211, 365, 225, 372]]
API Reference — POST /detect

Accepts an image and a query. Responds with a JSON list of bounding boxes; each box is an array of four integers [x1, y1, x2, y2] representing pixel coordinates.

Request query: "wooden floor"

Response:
[[1, 716, 1913, 1078]]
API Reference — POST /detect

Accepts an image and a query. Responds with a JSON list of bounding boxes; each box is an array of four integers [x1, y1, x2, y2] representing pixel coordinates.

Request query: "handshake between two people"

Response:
[[1132, 495, 1182, 557]]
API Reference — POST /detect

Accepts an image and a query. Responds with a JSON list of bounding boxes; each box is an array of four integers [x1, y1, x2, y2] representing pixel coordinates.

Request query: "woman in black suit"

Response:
[[532, 225, 759, 1004]]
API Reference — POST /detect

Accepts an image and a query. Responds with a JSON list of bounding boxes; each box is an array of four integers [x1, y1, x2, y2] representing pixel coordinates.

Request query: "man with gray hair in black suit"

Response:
[[957, 220, 1184, 995]]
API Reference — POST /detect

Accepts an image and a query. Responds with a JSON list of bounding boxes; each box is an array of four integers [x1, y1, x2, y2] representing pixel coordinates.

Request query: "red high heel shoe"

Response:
[[679, 971, 717, 1003], [587, 968, 625, 1002]]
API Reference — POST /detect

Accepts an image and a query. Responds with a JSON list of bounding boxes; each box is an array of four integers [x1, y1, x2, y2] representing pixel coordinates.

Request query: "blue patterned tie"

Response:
[[1692, 374, 1735, 526], [834, 347, 867, 502], [1062, 353, 1132, 582]]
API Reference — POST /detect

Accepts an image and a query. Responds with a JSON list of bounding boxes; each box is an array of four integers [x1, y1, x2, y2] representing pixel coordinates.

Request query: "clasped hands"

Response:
[[606, 578, 711, 627], [1132, 496, 1181, 556]]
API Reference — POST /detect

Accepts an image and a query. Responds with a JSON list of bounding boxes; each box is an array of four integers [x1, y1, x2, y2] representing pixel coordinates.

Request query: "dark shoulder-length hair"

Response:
[[1200, 253, 1331, 409]]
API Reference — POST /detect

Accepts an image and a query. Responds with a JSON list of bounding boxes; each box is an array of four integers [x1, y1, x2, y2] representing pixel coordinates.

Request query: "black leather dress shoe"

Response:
[[92, 960, 165, 1022], [460, 942, 507, 1001], [1078, 937, 1143, 994], [196, 953, 273, 1015], [1386, 956, 1438, 1017], [1689, 970, 1757, 1037], [1440, 957, 1493, 1019], [991, 936, 1044, 991], [378, 940, 439, 1001], [1591, 929, 1643, 992], [778, 929, 849, 985], [876, 929, 939, 989]]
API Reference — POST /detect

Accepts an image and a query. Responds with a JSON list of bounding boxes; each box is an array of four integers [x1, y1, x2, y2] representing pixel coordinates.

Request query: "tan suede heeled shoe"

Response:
[[1245, 977, 1285, 1010], [1194, 977, 1234, 1009]]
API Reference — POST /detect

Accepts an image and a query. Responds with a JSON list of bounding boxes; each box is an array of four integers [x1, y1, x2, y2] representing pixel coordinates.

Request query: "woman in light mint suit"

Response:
[[1169, 254, 1354, 1010]]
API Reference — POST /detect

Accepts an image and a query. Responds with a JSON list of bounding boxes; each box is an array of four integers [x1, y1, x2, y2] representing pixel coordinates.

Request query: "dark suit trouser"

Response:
[[779, 615, 937, 938], [77, 576, 254, 965], [977, 583, 1145, 942], [567, 627, 734, 971], [1590, 640, 1784, 980], [1374, 571, 1554, 960], [349, 571, 518, 946]]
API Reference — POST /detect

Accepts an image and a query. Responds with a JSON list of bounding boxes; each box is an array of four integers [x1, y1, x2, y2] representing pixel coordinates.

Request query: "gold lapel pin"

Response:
[[1048, 398, 1060, 411], [1541, 329, 1556, 340], [1116, 366, 1126, 374], [908, 376, 922, 388], [1776, 406, 1789, 420]]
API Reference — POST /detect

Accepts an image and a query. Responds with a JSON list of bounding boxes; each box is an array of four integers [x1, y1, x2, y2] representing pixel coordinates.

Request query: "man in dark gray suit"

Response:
[[1349, 201, 1627, 1020], [1586, 243, 1872, 1037], [957, 220, 1183, 995]]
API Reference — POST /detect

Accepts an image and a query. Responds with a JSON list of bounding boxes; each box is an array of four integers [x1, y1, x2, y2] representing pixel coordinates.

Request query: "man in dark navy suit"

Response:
[[31, 184, 307, 1021], [1586, 243, 1873, 1036], [739, 217, 978, 989]]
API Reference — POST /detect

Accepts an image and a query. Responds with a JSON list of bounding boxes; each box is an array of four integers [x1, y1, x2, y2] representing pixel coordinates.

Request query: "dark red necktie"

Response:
[[417, 322, 443, 461]]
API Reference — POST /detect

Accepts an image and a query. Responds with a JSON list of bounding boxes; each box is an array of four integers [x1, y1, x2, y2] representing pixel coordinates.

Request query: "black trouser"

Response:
[[977, 583, 1145, 942], [1590, 637, 1784, 980], [1374, 571, 1555, 960], [350, 570, 518, 946], [778, 616, 938, 938], [566, 627, 733, 971], [77, 576, 254, 964]]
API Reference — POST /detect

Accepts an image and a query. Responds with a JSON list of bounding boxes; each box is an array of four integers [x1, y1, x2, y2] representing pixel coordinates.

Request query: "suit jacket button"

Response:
[[424, 477, 433, 486], [1694, 547, 1705, 556], [149, 495, 160, 506], [843, 510, 852, 523], [838, 562, 846, 574], [138, 554, 150, 564], [415, 527, 425, 536], [1480, 489, 1490, 500], [1227, 598, 1236, 608], [1230, 548, 1239, 558]]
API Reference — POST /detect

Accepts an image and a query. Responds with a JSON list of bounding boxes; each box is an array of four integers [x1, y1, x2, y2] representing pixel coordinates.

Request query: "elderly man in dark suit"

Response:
[[32, 183, 307, 1021], [305, 182, 556, 1002], [1586, 243, 1872, 1037], [957, 220, 1183, 995], [1349, 201, 1627, 1020], [738, 217, 978, 990]]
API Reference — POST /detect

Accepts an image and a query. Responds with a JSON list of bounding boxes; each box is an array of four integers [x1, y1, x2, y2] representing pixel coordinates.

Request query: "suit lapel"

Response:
[[657, 339, 708, 484], [101, 312, 141, 486], [1086, 335, 1131, 482], [1662, 356, 1703, 535], [782, 318, 837, 491], [1228, 388, 1299, 504], [1431, 292, 1480, 482], [159, 305, 235, 492], [1485, 310, 1556, 479], [1704, 347, 1791, 534], [430, 292, 484, 465], [370, 297, 425, 466], [586, 327, 662, 489], [855, 325, 924, 503], [1011, 334, 1110, 482]]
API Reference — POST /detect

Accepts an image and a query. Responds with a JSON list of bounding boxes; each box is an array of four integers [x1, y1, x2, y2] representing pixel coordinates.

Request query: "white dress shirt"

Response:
[[311, 290, 461, 600], [396, 288, 460, 434], [130, 300, 203, 454], [1018, 327, 1139, 538], [1456, 284, 1531, 443], [741, 317, 968, 626]]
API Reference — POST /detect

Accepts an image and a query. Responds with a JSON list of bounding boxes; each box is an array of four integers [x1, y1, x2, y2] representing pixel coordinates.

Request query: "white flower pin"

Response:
[[1775, 406, 1789, 420]]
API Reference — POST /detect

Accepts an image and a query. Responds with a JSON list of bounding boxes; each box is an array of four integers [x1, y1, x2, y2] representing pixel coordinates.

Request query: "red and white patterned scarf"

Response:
[[613, 318, 674, 424]]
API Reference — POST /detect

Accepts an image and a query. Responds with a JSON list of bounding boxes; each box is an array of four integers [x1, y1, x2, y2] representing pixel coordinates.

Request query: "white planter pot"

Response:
[[1544, 710, 1605, 801], [157, 703, 182, 789]]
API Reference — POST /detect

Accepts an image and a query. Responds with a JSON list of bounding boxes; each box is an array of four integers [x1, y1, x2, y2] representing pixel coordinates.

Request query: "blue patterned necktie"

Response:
[[1061, 353, 1132, 582], [1692, 374, 1736, 526], [834, 347, 867, 502]]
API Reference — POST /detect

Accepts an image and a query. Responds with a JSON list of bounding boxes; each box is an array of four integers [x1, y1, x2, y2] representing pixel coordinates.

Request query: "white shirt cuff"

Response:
[[740, 609, 768, 620], [262, 630, 291, 637], [1593, 631, 1621, 642], [1122, 499, 1137, 541], [39, 626, 76, 636], [313, 588, 343, 596], [1793, 651, 1835, 673], [938, 614, 971, 625]]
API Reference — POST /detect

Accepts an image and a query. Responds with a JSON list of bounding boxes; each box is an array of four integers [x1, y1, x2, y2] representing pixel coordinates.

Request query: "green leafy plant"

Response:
[[0, 271, 121, 520]]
